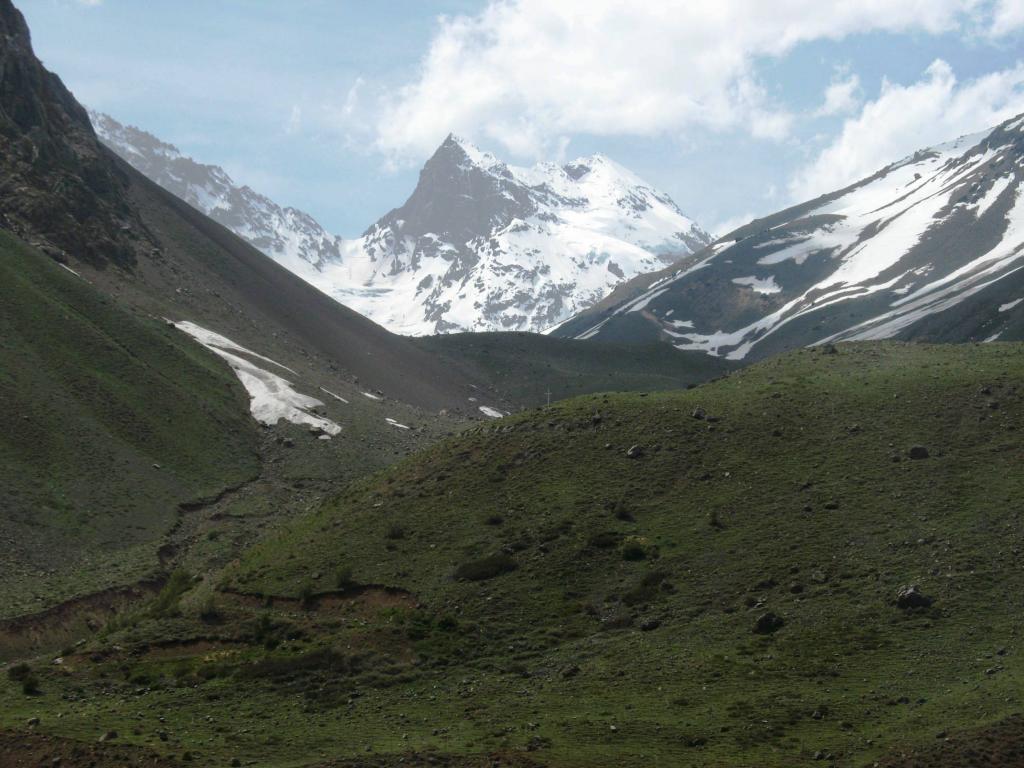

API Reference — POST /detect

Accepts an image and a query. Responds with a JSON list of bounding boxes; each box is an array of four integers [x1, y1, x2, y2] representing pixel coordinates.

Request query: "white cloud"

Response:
[[789, 59, 1024, 201], [285, 104, 302, 135], [372, 0, 987, 163], [814, 71, 862, 117], [990, 0, 1024, 36]]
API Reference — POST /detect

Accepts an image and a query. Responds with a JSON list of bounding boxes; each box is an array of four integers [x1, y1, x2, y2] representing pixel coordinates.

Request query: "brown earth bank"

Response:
[[0, 580, 163, 662], [0, 730, 178, 768], [875, 714, 1024, 768], [0, 731, 547, 768]]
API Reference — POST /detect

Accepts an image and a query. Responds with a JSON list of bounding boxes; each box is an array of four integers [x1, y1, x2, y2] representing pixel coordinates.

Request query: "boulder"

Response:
[[908, 445, 930, 460], [895, 584, 933, 609], [753, 612, 785, 634]]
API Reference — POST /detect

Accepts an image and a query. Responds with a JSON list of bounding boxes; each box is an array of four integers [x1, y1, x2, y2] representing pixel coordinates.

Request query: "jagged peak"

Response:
[[432, 132, 501, 170]]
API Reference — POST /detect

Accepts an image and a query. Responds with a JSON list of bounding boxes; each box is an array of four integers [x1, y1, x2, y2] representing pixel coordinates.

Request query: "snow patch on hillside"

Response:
[[171, 321, 341, 436]]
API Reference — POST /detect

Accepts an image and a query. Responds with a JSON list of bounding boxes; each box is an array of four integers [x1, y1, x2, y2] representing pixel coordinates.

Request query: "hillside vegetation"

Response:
[[3, 341, 1021, 767], [0, 231, 259, 618], [413, 331, 734, 406]]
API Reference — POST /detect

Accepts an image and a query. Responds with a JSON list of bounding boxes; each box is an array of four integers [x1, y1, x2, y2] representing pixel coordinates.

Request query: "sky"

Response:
[[19, 0, 1024, 238]]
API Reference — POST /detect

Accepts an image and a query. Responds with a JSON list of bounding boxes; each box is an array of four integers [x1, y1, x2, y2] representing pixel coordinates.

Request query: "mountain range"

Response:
[[4, 1, 1024, 766], [554, 118, 1024, 356], [90, 111, 711, 334]]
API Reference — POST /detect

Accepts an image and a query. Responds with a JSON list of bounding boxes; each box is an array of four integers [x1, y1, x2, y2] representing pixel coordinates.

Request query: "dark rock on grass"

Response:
[[908, 445, 930, 460], [640, 618, 661, 631], [98, 730, 118, 742], [691, 406, 707, 420], [895, 584, 933, 609], [625, 444, 644, 459], [753, 612, 785, 634]]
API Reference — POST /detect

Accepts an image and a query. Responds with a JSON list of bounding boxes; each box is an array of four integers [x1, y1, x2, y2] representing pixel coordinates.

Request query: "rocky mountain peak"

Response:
[[0, 0, 149, 267]]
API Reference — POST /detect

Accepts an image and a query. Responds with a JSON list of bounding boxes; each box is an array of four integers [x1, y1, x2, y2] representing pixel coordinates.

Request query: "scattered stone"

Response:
[[640, 618, 661, 632], [282, 438, 295, 448], [308, 426, 326, 437], [895, 584, 933, 609], [753, 612, 785, 634], [908, 445, 930, 460], [691, 407, 707, 420], [98, 730, 118, 742], [560, 664, 580, 679], [27, 717, 39, 727], [625, 445, 644, 459]]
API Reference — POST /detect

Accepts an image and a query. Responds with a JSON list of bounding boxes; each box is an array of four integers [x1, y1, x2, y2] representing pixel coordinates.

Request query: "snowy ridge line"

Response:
[[569, 113, 1024, 359]]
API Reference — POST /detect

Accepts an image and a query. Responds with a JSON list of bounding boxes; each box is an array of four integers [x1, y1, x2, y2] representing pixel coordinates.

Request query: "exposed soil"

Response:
[[0, 730, 178, 768], [0, 579, 163, 660], [876, 715, 1024, 768]]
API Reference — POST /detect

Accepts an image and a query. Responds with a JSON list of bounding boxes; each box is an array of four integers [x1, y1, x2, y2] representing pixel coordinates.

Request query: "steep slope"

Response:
[[0, 4, 146, 267], [5, 342, 1022, 767], [0, 230, 258, 620], [90, 113, 711, 335], [555, 117, 1024, 358]]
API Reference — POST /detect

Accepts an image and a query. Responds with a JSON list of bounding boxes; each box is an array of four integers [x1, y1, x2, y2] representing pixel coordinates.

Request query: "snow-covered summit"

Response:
[[91, 111, 710, 335]]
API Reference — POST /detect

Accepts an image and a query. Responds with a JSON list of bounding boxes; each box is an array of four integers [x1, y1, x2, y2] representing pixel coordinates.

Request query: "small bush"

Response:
[[621, 543, 647, 561], [453, 553, 517, 581], [587, 531, 622, 549], [21, 674, 40, 696], [335, 565, 355, 590], [150, 569, 194, 618], [485, 514, 504, 526], [199, 594, 221, 623], [298, 579, 316, 609], [7, 663, 31, 682]]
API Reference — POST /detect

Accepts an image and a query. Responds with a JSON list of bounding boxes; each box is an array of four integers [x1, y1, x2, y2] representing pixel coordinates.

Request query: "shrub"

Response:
[[335, 565, 355, 590], [150, 569, 194, 618], [587, 531, 622, 549], [7, 663, 31, 682], [621, 543, 647, 561], [453, 553, 517, 581], [485, 514, 504, 526], [298, 579, 316, 609], [21, 674, 40, 695], [199, 594, 221, 623]]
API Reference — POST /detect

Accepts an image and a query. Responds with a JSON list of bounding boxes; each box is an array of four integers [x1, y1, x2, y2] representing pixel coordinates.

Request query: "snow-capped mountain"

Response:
[[555, 113, 1024, 358], [89, 111, 343, 274], [90, 112, 710, 335]]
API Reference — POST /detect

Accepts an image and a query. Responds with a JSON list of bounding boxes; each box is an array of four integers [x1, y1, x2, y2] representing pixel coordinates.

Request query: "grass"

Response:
[[413, 331, 735, 406], [0, 231, 259, 619], [2, 341, 1021, 766]]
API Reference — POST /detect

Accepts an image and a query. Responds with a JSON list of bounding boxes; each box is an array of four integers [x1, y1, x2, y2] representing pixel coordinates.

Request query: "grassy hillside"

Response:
[[3, 341, 1021, 767], [0, 231, 259, 618], [413, 331, 735, 406]]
